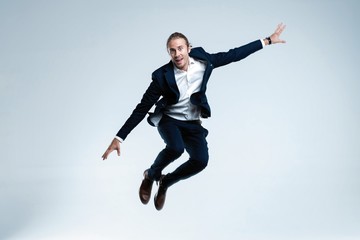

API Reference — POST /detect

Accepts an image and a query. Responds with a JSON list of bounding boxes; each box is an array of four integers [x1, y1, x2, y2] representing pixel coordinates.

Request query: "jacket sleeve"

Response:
[[210, 40, 263, 68], [116, 79, 162, 140]]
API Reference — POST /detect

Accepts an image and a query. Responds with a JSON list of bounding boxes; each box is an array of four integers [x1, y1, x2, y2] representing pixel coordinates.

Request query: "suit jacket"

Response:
[[116, 40, 263, 140]]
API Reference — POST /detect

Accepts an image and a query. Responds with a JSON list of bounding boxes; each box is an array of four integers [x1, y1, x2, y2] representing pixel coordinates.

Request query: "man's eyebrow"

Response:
[[169, 45, 184, 50]]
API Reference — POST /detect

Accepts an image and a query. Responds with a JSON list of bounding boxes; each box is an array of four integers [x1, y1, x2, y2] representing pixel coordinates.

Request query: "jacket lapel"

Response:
[[164, 61, 180, 101], [189, 48, 213, 92]]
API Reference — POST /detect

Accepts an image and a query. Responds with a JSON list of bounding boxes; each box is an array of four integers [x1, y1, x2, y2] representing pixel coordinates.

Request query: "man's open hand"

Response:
[[270, 23, 286, 44], [102, 138, 121, 160]]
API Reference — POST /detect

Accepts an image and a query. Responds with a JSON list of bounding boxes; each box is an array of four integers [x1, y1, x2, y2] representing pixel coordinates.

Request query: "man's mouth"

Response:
[[175, 58, 183, 63]]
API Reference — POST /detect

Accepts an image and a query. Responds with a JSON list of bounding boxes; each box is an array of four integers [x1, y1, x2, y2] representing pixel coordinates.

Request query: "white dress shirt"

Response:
[[164, 57, 206, 121]]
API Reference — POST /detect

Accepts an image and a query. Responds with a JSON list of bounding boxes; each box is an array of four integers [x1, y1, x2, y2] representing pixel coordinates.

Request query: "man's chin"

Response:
[[175, 62, 185, 70]]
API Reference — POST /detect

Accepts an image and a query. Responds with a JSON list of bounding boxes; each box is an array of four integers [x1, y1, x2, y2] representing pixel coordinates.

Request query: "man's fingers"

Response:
[[102, 146, 113, 160], [102, 150, 109, 160], [278, 23, 286, 34], [275, 23, 285, 35], [102, 138, 121, 160], [270, 23, 286, 44]]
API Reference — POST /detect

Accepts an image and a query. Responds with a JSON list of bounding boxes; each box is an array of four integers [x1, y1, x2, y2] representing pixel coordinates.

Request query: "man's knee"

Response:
[[193, 155, 209, 171], [165, 146, 184, 158]]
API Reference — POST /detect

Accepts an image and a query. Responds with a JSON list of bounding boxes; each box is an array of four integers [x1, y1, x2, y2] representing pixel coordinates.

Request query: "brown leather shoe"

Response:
[[139, 170, 154, 205], [154, 176, 167, 211]]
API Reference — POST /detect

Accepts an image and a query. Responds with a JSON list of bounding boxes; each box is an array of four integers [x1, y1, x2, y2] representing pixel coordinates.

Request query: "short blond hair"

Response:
[[166, 32, 191, 49]]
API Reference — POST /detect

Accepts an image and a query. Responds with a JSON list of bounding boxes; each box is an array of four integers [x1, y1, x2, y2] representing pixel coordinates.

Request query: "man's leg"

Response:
[[154, 119, 209, 210], [139, 116, 184, 205], [162, 120, 209, 188], [148, 117, 185, 181]]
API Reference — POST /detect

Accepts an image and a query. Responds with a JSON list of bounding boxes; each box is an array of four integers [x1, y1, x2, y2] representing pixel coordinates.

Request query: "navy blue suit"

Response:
[[116, 39, 263, 187], [117, 40, 263, 140]]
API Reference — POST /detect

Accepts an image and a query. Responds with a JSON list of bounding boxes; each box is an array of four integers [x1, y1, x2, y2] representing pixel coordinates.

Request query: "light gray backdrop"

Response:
[[1, 0, 359, 239]]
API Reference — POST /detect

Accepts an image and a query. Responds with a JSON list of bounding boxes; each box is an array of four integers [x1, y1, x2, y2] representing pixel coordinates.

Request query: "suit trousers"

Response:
[[147, 115, 209, 188]]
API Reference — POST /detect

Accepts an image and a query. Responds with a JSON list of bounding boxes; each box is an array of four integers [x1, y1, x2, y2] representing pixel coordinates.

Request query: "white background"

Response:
[[1, 0, 359, 239]]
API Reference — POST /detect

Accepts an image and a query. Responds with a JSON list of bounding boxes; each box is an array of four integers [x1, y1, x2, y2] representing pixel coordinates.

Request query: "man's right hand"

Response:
[[102, 138, 121, 160]]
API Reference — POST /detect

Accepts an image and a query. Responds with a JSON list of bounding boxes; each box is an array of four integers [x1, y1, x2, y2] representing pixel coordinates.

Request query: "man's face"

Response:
[[167, 38, 190, 71]]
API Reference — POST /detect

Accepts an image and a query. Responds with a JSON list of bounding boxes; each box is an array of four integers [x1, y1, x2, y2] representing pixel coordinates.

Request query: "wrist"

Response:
[[265, 37, 272, 45], [114, 136, 123, 143]]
